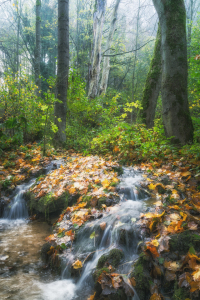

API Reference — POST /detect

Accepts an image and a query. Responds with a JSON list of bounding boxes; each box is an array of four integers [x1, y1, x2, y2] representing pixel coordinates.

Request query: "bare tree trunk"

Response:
[[152, 0, 193, 144], [35, 0, 41, 92], [88, 0, 107, 99], [141, 25, 162, 128], [16, 1, 20, 75], [54, 0, 69, 147], [131, 0, 140, 123], [99, 0, 121, 95]]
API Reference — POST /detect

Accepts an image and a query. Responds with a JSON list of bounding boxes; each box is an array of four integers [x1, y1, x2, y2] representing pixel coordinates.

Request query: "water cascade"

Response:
[[40, 168, 147, 300], [0, 166, 149, 300]]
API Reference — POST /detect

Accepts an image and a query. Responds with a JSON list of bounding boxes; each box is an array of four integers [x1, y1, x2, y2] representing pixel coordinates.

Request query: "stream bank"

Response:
[[0, 154, 150, 300], [1, 149, 200, 300]]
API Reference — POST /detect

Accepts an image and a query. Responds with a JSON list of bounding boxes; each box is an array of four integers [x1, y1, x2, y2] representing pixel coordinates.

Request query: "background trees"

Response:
[[0, 0, 199, 155]]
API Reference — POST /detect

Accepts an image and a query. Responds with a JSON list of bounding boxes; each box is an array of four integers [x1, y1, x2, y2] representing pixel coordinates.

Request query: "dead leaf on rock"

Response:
[[158, 235, 170, 253], [72, 260, 83, 269], [100, 222, 106, 230], [165, 270, 176, 281]]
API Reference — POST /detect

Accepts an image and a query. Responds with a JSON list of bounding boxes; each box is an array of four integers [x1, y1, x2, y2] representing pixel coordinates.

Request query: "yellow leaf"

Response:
[[68, 187, 76, 194], [148, 183, 156, 190], [102, 179, 110, 188], [151, 239, 159, 247], [192, 268, 200, 281], [180, 212, 187, 221], [72, 260, 83, 269]]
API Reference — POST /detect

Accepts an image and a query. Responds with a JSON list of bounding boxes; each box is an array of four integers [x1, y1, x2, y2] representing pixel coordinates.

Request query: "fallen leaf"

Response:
[[100, 222, 106, 230], [72, 260, 82, 269]]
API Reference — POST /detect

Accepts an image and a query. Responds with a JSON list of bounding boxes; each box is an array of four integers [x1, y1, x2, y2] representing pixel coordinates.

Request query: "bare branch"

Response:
[[103, 39, 155, 57]]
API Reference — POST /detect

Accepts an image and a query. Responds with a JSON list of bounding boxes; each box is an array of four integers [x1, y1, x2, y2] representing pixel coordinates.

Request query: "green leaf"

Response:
[[57, 232, 65, 238], [60, 243, 66, 249], [90, 231, 95, 239], [158, 257, 164, 265], [73, 223, 79, 229], [131, 218, 136, 223], [189, 246, 196, 255]]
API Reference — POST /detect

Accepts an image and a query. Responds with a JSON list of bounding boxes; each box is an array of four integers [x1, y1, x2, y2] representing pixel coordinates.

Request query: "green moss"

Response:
[[130, 253, 151, 300], [94, 267, 109, 281], [27, 191, 69, 215], [83, 195, 92, 205], [141, 25, 161, 124], [172, 281, 190, 300], [169, 231, 200, 254], [97, 249, 124, 269], [164, 0, 186, 54], [97, 197, 107, 208]]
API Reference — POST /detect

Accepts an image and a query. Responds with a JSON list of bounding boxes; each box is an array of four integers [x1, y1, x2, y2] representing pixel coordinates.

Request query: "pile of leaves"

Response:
[[0, 144, 53, 194], [132, 156, 200, 299], [30, 154, 119, 208]]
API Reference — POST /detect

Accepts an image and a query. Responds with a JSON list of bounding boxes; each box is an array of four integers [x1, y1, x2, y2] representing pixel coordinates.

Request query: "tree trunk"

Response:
[[141, 25, 162, 128], [54, 0, 69, 147], [131, 0, 140, 123], [35, 0, 41, 92], [99, 0, 121, 95], [187, 0, 194, 58], [88, 0, 107, 99], [152, 0, 193, 144]]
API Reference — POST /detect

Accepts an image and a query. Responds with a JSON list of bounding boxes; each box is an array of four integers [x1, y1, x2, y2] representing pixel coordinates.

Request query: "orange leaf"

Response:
[[65, 230, 73, 236], [146, 245, 159, 258], [87, 293, 96, 300], [129, 277, 136, 287]]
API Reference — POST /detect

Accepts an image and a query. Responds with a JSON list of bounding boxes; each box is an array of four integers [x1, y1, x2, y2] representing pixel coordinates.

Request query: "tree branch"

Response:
[[103, 39, 155, 57]]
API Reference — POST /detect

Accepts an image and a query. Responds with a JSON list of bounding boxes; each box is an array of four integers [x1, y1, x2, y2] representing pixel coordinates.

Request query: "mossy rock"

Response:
[[94, 287, 127, 300], [172, 282, 190, 300], [130, 253, 151, 300], [118, 225, 136, 250], [112, 166, 123, 176], [97, 196, 120, 209], [41, 242, 51, 263], [169, 231, 200, 255], [97, 248, 124, 269], [26, 191, 69, 215]]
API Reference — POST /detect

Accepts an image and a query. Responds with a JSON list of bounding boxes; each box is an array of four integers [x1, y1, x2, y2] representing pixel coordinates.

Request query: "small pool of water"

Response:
[[0, 219, 57, 300]]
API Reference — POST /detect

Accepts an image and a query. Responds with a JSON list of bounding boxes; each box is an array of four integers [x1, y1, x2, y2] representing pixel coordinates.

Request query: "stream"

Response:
[[0, 165, 151, 300]]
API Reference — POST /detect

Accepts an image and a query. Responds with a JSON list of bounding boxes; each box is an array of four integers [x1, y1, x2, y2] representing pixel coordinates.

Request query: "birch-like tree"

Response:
[[88, 0, 107, 99], [99, 0, 121, 95], [35, 0, 41, 92]]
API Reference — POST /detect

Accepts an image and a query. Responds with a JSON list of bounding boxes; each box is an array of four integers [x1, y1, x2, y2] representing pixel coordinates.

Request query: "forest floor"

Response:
[[0, 143, 200, 300]]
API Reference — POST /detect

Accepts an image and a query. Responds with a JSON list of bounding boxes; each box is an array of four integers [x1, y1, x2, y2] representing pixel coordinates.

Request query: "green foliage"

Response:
[[0, 73, 58, 153], [65, 70, 120, 151], [91, 120, 176, 163], [0, 72, 41, 150], [188, 15, 200, 118]]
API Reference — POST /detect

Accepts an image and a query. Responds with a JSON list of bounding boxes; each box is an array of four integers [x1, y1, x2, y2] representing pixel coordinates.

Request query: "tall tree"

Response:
[[99, 0, 121, 95], [54, 0, 69, 146], [152, 0, 193, 144], [88, 0, 106, 99], [141, 25, 162, 128], [35, 0, 41, 92]]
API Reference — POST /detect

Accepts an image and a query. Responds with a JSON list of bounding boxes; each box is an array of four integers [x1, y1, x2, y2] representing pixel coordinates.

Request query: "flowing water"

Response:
[[0, 166, 150, 300]]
